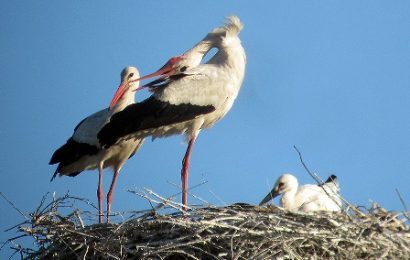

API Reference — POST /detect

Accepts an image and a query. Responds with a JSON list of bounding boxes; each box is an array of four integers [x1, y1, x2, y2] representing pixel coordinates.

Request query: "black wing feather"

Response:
[[49, 138, 99, 181], [319, 174, 338, 186], [49, 138, 99, 165], [98, 96, 215, 148]]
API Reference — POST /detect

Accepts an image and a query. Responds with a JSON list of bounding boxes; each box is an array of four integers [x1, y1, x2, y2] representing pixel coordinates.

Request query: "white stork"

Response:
[[49, 67, 144, 223], [98, 16, 246, 208], [259, 174, 342, 212]]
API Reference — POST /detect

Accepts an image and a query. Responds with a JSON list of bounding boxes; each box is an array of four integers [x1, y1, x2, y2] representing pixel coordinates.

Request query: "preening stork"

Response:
[[49, 67, 144, 223], [98, 16, 246, 208], [259, 174, 342, 212]]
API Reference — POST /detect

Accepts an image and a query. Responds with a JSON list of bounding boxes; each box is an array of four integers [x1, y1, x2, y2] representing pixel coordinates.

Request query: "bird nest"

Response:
[[4, 190, 410, 260]]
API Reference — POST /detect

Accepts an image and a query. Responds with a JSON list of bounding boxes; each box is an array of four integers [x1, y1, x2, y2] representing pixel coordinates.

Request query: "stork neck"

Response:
[[211, 37, 246, 88], [182, 26, 231, 66], [109, 89, 135, 115], [224, 43, 246, 79], [183, 39, 214, 66], [281, 189, 298, 210]]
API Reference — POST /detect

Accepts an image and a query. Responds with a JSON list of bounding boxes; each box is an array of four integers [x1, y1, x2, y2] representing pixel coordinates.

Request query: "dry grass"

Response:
[[3, 190, 410, 260]]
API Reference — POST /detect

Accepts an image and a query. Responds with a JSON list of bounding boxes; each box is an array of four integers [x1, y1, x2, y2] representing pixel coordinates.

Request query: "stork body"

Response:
[[98, 16, 246, 207], [50, 67, 144, 222], [259, 174, 342, 212]]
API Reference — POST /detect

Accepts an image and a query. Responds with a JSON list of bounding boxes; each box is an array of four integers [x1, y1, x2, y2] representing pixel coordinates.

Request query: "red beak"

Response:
[[109, 56, 184, 110], [133, 57, 181, 82], [135, 55, 184, 82], [109, 82, 130, 110]]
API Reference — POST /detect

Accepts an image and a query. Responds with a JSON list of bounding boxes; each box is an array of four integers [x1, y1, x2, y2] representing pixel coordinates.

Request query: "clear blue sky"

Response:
[[1, 1, 410, 257]]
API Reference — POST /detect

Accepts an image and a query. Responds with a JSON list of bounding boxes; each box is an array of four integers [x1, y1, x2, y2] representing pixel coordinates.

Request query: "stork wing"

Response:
[[155, 65, 238, 107], [297, 183, 341, 211], [49, 108, 108, 173], [98, 96, 215, 148], [72, 108, 109, 147]]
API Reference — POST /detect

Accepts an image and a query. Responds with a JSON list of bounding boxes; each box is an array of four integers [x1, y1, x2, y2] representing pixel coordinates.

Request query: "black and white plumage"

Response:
[[49, 67, 144, 223], [259, 174, 342, 212], [98, 16, 246, 207]]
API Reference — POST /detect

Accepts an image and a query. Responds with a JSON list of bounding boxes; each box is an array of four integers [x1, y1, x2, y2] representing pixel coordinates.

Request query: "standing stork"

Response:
[[98, 16, 246, 208], [49, 67, 144, 223]]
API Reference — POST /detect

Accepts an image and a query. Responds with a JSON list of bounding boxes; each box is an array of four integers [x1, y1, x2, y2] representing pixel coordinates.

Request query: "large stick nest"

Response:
[[5, 190, 410, 260]]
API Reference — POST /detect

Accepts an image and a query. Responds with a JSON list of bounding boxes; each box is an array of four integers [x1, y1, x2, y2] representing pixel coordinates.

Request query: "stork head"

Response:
[[271, 174, 299, 197], [259, 174, 299, 206], [109, 66, 140, 110]]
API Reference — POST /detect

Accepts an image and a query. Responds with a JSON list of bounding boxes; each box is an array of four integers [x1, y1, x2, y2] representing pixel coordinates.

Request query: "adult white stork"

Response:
[[259, 174, 342, 212], [98, 16, 246, 208], [49, 67, 144, 223]]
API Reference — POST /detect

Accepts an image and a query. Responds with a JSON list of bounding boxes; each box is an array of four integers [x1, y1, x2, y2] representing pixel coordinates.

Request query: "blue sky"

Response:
[[1, 1, 410, 256]]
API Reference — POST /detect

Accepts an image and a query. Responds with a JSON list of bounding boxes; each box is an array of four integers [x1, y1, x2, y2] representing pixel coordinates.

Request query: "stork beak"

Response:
[[259, 188, 280, 206], [137, 62, 175, 81], [109, 82, 130, 110], [131, 55, 185, 90], [127, 66, 173, 94]]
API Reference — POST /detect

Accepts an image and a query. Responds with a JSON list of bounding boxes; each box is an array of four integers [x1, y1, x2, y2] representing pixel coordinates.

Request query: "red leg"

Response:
[[97, 164, 104, 223], [106, 169, 120, 223], [181, 137, 196, 209]]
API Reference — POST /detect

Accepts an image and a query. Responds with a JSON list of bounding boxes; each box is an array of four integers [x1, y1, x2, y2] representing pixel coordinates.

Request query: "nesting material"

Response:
[[6, 192, 410, 260]]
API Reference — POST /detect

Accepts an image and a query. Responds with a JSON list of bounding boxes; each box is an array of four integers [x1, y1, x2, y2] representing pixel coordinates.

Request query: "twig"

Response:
[[128, 180, 209, 216], [0, 192, 29, 220], [74, 209, 85, 228], [0, 234, 26, 250], [395, 188, 410, 222], [145, 188, 190, 212], [293, 146, 323, 184]]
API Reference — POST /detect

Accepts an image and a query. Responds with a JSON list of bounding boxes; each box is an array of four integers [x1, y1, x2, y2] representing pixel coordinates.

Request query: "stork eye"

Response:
[[278, 182, 284, 188], [128, 73, 134, 78], [180, 66, 188, 72]]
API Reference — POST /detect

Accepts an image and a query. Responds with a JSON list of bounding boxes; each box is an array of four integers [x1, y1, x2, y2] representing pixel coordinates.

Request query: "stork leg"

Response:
[[106, 168, 121, 223], [181, 136, 196, 209], [97, 162, 104, 223]]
